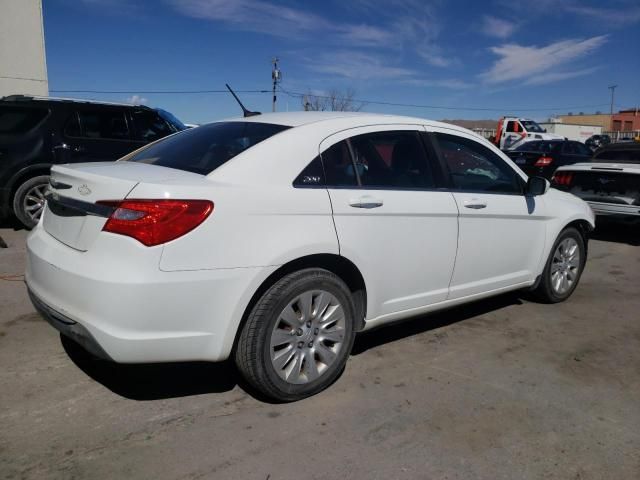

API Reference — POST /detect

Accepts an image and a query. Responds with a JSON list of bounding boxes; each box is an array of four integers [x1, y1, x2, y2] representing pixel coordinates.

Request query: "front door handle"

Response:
[[463, 198, 487, 209], [349, 196, 383, 209]]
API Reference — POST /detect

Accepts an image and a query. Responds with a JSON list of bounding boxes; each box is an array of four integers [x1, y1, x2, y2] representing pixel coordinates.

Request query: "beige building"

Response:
[[556, 113, 611, 130], [0, 0, 48, 97]]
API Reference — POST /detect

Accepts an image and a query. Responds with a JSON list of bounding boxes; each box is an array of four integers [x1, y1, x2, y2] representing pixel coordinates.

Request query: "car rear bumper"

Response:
[[587, 201, 640, 218], [25, 225, 276, 363]]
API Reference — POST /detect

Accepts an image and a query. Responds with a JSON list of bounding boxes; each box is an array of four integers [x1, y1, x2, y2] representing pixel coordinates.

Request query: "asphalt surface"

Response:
[[1, 220, 639, 480]]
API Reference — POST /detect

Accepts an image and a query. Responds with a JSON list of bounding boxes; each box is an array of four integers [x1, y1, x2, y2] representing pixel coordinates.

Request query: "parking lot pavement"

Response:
[[1, 225, 639, 480]]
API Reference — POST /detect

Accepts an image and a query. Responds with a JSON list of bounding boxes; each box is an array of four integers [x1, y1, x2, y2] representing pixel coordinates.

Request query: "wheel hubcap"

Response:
[[23, 183, 48, 223], [269, 290, 346, 385], [550, 238, 580, 295]]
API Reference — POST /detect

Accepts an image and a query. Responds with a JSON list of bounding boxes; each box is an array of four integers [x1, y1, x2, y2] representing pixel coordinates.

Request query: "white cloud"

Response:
[[307, 51, 415, 80], [481, 16, 517, 39], [565, 4, 640, 26], [480, 35, 608, 84], [524, 67, 599, 86], [166, 0, 394, 47], [126, 95, 148, 104], [168, 0, 454, 67]]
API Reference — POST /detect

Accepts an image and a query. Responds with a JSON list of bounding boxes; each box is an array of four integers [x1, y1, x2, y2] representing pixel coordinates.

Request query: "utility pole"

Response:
[[608, 84, 617, 116], [271, 57, 281, 112]]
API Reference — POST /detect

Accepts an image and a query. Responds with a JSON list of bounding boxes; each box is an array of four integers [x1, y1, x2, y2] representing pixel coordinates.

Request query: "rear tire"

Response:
[[12, 175, 50, 229], [235, 268, 356, 402], [531, 227, 586, 303]]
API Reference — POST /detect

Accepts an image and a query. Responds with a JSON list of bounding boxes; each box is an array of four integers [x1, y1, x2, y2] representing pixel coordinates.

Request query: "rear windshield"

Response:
[[125, 121, 290, 175], [593, 148, 640, 163], [0, 106, 49, 134], [514, 141, 561, 152]]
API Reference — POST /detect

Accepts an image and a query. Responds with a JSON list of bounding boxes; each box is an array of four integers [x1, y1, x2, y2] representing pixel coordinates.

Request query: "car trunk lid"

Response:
[[43, 162, 206, 251]]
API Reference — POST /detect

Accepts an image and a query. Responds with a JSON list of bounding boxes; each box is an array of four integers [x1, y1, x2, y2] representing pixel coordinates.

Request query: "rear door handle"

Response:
[[463, 198, 487, 209], [349, 196, 384, 209]]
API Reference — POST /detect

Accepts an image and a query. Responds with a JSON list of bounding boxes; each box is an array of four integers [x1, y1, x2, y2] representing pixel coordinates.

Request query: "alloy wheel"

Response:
[[269, 290, 346, 385], [22, 182, 48, 223], [550, 237, 580, 295]]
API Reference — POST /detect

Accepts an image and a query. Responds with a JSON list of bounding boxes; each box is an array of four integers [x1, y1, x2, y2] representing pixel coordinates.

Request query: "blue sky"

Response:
[[44, 0, 640, 124]]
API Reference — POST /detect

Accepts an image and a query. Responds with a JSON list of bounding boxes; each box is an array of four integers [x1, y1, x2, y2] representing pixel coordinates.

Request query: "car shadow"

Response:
[[0, 216, 25, 231], [590, 219, 640, 246], [62, 292, 525, 401], [61, 334, 238, 401]]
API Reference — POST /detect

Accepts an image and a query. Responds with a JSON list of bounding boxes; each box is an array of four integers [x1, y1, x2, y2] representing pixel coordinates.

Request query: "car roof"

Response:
[[0, 95, 150, 109], [221, 111, 481, 136]]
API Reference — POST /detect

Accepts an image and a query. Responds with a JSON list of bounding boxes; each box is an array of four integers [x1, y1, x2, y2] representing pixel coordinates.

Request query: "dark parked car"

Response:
[[0, 95, 186, 228], [506, 139, 593, 179], [551, 142, 640, 221], [585, 134, 611, 151]]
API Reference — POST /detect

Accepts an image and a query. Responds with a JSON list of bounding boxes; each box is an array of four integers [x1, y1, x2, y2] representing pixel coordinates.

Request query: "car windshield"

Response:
[[125, 121, 290, 175], [155, 108, 187, 132], [593, 148, 640, 163], [520, 120, 545, 133]]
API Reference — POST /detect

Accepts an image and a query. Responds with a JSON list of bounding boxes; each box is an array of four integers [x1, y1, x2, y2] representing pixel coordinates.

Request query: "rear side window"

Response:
[[126, 122, 290, 175], [77, 111, 130, 140], [0, 107, 48, 134], [321, 140, 358, 187], [349, 131, 435, 188], [132, 110, 174, 142]]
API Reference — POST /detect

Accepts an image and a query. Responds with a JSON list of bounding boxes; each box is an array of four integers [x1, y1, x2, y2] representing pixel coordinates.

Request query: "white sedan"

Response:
[[26, 112, 595, 401]]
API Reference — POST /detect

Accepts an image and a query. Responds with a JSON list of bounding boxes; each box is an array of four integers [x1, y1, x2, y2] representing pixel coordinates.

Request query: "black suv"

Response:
[[585, 134, 611, 151], [0, 95, 186, 228]]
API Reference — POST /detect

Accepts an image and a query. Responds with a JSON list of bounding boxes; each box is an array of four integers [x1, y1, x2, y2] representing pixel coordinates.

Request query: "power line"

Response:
[[49, 89, 270, 94], [278, 86, 614, 113]]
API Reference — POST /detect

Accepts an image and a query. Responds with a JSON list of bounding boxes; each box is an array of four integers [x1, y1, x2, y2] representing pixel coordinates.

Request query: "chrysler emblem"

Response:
[[77, 184, 92, 196]]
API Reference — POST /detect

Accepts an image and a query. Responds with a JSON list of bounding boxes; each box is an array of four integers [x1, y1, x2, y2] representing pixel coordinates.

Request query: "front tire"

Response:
[[13, 175, 50, 229], [235, 269, 356, 402], [532, 227, 586, 303]]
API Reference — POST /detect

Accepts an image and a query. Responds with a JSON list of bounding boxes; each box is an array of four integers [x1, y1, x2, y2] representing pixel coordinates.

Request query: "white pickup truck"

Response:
[[494, 117, 563, 150]]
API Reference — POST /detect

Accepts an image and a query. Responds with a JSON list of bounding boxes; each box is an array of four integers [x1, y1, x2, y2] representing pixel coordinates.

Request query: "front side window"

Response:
[[78, 111, 130, 140], [126, 121, 289, 175], [436, 133, 523, 194]]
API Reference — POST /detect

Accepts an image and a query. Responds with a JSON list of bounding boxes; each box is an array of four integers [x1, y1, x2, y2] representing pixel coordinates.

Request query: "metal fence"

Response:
[[471, 128, 640, 143]]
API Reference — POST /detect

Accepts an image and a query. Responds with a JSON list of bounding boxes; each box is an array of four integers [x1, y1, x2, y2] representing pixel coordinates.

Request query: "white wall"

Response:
[[0, 0, 48, 97]]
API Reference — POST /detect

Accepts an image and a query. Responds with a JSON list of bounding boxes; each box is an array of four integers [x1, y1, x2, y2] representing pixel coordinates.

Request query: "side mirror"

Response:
[[526, 176, 549, 196]]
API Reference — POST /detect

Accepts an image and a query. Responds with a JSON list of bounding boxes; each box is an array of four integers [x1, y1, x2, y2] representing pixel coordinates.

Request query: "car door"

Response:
[[319, 125, 459, 321], [430, 129, 548, 299], [61, 108, 137, 163]]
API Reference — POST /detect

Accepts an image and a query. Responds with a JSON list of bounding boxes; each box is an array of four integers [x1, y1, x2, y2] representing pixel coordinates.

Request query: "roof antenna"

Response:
[[225, 84, 261, 117]]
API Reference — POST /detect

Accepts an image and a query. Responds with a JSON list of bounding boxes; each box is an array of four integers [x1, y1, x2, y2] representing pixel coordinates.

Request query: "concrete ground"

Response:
[[1, 221, 639, 480]]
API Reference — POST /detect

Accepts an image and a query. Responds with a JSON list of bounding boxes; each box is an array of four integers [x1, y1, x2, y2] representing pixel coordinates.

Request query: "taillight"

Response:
[[97, 199, 213, 246], [534, 156, 554, 167], [551, 172, 574, 186]]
